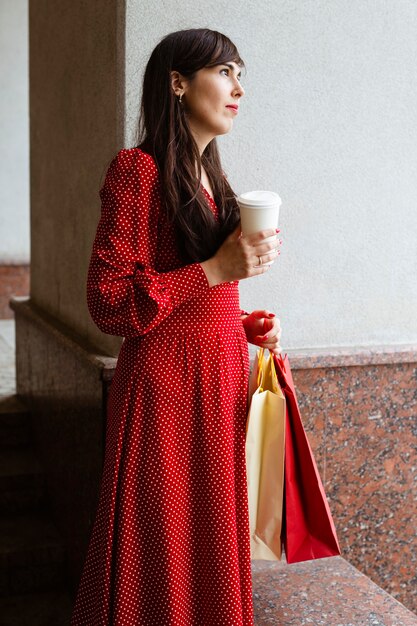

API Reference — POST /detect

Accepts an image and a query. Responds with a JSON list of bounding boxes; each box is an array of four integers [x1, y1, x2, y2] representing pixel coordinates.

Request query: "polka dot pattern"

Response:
[[70, 148, 254, 625]]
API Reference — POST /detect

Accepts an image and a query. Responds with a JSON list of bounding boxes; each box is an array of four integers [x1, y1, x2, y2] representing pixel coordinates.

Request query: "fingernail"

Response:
[[268, 313, 275, 318], [276, 228, 280, 233], [263, 334, 268, 340]]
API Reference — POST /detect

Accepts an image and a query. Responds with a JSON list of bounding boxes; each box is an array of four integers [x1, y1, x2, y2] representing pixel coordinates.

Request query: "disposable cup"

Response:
[[237, 190, 282, 266]]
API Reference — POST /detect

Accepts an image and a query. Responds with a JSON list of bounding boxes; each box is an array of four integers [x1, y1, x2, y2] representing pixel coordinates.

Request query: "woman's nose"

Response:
[[233, 81, 245, 98]]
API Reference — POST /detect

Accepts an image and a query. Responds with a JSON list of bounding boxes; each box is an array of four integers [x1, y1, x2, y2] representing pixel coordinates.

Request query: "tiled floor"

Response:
[[0, 318, 75, 624]]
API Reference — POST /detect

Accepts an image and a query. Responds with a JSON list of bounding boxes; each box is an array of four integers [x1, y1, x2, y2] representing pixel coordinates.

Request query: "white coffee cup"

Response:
[[237, 190, 282, 265]]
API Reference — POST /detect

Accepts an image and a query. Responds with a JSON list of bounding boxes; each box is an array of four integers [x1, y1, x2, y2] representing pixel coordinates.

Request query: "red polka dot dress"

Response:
[[70, 148, 254, 625]]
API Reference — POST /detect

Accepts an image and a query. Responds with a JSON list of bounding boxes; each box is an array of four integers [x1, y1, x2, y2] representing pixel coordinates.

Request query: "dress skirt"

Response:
[[70, 148, 254, 625]]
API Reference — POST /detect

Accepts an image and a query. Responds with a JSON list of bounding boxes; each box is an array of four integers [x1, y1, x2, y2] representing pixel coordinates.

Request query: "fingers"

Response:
[[223, 225, 282, 281], [257, 339, 282, 354], [244, 228, 279, 244], [256, 238, 282, 255], [255, 328, 281, 343], [260, 249, 280, 265], [251, 241, 280, 263], [263, 319, 282, 336], [251, 309, 275, 319], [244, 231, 283, 268], [255, 339, 282, 355], [242, 249, 276, 274], [255, 320, 282, 350]]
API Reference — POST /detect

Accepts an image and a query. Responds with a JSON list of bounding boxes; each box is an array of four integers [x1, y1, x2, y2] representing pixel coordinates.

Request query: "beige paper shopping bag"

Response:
[[245, 348, 286, 560]]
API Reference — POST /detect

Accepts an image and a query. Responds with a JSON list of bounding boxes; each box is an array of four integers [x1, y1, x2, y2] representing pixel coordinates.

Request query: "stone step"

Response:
[[0, 512, 67, 597], [252, 556, 417, 625], [0, 396, 32, 448], [0, 590, 73, 626], [0, 448, 47, 514]]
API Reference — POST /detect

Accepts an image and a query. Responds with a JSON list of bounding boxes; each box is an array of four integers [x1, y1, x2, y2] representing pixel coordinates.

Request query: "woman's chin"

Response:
[[215, 121, 234, 137]]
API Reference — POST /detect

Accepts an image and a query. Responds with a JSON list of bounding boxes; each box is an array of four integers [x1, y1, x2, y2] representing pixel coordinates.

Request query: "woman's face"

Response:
[[176, 61, 245, 150]]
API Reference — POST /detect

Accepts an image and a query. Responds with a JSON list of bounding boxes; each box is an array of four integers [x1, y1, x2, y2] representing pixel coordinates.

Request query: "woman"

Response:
[[71, 28, 282, 625]]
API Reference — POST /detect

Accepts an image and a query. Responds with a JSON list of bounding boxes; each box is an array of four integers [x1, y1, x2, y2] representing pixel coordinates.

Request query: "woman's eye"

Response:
[[220, 68, 242, 82]]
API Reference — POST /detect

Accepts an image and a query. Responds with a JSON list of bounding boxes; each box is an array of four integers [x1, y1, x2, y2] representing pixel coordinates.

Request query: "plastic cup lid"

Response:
[[237, 190, 282, 208]]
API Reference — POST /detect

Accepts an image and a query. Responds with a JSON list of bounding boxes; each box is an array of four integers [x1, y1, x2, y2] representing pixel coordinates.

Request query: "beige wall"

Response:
[[29, 1, 417, 355], [125, 1, 417, 350]]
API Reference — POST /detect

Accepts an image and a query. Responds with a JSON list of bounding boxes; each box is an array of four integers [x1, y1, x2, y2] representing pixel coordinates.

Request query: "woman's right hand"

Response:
[[200, 224, 282, 287]]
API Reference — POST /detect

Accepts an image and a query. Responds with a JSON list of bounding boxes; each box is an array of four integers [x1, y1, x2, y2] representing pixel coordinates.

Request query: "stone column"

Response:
[[12, 0, 125, 590]]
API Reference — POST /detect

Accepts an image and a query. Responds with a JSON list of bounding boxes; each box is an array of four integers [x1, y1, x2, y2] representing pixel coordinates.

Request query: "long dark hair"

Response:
[[136, 28, 245, 264]]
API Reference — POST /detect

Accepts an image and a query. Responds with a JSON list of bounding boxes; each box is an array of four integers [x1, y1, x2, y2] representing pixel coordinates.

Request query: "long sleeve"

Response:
[[87, 149, 210, 338]]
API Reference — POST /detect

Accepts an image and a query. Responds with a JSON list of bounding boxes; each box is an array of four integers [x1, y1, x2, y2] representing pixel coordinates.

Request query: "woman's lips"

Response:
[[226, 105, 239, 114]]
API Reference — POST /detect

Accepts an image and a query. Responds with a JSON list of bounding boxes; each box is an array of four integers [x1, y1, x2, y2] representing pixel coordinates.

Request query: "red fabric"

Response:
[[71, 149, 254, 625], [273, 354, 341, 564]]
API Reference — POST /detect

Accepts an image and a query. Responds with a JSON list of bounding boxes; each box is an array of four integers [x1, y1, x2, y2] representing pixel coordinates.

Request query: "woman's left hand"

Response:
[[241, 309, 282, 356]]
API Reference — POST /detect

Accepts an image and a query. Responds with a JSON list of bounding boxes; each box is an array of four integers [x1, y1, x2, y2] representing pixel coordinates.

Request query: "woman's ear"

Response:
[[171, 70, 187, 97]]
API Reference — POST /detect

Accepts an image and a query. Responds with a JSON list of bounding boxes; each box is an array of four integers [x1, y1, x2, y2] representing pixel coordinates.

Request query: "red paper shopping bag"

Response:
[[273, 353, 341, 564]]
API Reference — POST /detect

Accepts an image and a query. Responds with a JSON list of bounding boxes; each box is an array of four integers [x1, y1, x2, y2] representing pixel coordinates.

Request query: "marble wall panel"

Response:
[[290, 358, 417, 613]]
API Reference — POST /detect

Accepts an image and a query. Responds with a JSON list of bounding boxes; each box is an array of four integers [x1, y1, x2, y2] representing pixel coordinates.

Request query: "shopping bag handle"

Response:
[[266, 348, 287, 373], [256, 347, 278, 393], [257, 347, 265, 389], [256, 347, 288, 388]]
